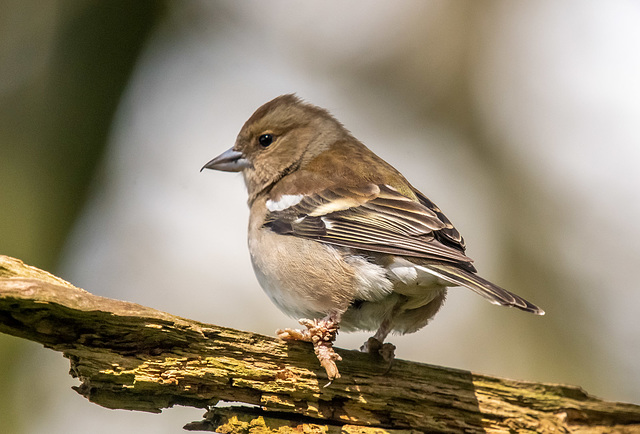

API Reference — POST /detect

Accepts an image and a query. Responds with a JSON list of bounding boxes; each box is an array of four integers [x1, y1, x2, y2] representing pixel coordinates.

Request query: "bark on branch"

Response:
[[1, 255, 638, 433]]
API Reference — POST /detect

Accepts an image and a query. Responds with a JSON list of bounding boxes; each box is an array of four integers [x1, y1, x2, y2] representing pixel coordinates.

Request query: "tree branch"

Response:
[[1, 255, 638, 433]]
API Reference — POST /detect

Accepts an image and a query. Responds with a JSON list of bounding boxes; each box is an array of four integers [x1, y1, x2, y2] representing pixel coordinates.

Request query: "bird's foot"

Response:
[[276, 323, 311, 341], [360, 337, 396, 367], [277, 317, 342, 384]]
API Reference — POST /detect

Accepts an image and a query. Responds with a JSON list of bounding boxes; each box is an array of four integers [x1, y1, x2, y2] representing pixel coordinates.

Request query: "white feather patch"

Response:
[[388, 258, 449, 287], [388, 264, 418, 285], [345, 256, 394, 301], [309, 198, 360, 216], [320, 217, 334, 229], [266, 194, 304, 212]]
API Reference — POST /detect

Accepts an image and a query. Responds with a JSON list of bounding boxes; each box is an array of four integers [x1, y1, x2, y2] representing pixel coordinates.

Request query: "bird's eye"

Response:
[[258, 134, 274, 148]]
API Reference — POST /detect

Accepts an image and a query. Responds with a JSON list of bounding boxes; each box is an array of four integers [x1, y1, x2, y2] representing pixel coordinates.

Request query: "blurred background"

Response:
[[1, 1, 639, 432]]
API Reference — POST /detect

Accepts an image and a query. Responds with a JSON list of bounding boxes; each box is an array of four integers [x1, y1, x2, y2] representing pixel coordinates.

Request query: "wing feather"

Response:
[[263, 183, 544, 315], [264, 184, 472, 264], [421, 263, 545, 315]]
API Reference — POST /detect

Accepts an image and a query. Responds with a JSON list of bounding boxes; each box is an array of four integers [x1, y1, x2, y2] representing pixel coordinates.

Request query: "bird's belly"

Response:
[[341, 283, 447, 333], [341, 257, 450, 333], [250, 259, 325, 319], [248, 229, 359, 319]]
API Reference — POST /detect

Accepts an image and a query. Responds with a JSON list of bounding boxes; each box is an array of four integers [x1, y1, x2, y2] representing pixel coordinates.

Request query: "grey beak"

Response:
[[201, 148, 251, 172]]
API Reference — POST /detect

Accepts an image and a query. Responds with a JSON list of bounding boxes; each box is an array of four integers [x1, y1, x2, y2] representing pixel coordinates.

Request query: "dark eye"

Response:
[[258, 134, 274, 148]]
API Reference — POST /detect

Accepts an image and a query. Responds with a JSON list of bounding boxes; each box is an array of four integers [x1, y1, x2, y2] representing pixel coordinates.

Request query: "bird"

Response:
[[201, 94, 544, 382]]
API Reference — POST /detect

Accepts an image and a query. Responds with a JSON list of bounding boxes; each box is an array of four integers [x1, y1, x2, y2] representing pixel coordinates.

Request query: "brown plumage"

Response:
[[202, 94, 544, 382]]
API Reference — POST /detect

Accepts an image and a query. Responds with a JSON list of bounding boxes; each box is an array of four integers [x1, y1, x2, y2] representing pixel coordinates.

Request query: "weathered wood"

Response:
[[1, 255, 639, 433]]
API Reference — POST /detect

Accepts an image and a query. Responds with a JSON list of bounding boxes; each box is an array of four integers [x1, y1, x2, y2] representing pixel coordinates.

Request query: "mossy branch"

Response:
[[0, 255, 638, 433]]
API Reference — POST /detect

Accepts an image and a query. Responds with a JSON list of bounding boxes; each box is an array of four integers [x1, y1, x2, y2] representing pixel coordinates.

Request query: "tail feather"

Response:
[[423, 263, 545, 315]]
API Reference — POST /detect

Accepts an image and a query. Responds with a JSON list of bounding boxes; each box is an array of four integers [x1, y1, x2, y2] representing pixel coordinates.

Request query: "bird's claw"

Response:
[[277, 317, 342, 382], [360, 337, 396, 373]]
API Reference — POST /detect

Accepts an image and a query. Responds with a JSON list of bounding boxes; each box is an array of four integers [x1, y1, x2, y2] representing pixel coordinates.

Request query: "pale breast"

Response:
[[248, 224, 359, 319]]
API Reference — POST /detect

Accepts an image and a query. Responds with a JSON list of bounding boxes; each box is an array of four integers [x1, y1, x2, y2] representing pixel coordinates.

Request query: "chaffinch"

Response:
[[202, 94, 543, 382]]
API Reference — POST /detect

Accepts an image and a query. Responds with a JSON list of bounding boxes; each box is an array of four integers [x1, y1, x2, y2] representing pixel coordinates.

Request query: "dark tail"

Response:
[[425, 263, 544, 315]]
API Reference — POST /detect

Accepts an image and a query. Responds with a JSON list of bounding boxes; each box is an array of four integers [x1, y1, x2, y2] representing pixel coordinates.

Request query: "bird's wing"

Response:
[[264, 184, 473, 265], [264, 183, 544, 315]]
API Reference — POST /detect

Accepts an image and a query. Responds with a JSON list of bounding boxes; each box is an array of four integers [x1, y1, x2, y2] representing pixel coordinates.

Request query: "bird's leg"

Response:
[[276, 313, 342, 383], [360, 319, 396, 364]]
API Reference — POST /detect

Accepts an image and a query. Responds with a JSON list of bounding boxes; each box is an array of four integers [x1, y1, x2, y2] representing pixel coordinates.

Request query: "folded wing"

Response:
[[264, 183, 543, 315]]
